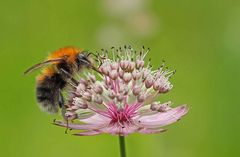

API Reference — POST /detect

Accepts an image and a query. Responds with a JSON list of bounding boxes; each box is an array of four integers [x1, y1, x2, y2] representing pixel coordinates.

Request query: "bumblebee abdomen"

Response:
[[36, 73, 66, 113]]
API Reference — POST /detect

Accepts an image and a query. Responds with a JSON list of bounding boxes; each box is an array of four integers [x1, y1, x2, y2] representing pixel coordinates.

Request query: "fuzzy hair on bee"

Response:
[[24, 47, 101, 114]]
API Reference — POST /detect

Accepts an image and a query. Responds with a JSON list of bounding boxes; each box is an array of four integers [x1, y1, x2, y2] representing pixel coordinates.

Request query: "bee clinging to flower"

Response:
[[24, 47, 100, 114]]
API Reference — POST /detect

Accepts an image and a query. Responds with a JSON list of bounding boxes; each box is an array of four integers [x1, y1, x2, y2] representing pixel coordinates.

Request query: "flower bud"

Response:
[[108, 91, 116, 99], [153, 77, 173, 93], [82, 92, 92, 101], [132, 70, 142, 80], [94, 84, 103, 95], [158, 101, 172, 112], [133, 86, 141, 96], [72, 97, 88, 109], [79, 78, 88, 85], [93, 95, 103, 104], [78, 103, 88, 109], [145, 76, 154, 88], [76, 83, 86, 93], [109, 69, 118, 80], [142, 69, 150, 80], [110, 62, 119, 70], [89, 74, 96, 83], [153, 80, 161, 91], [150, 102, 160, 111], [117, 94, 124, 102], [65, 111, 77, 120], [119, 86, 129, 95], [136, 59, 145, 69], [126, 61, 135, 72], [101, 65, 111, 75], [68, 106, 80, 110], [137, 93, 146, 103], [159, 84, 172, 93], [118, 69, 123, 78], [120, 60, 128, 71], [123, 72, 132, 83]]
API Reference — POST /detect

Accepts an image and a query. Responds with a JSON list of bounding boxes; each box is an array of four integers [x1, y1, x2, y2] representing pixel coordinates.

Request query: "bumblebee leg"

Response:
[[58, 90, 64, 108], [59, 91, 68, 121], [58, 91, 69, 133], [59, 68, 78, 85], [58, 91, 65, 114]]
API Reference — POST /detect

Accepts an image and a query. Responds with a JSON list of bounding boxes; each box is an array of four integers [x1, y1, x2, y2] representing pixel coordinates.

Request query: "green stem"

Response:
[[119, 136, 127, 157]]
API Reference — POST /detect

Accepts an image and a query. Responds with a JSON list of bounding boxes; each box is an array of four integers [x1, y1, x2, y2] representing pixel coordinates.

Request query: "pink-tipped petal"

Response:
[[137, 105, 189, 128]]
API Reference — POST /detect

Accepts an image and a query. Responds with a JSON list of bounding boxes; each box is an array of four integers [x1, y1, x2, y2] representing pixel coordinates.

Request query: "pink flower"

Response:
[[54, 46, 189, 136]]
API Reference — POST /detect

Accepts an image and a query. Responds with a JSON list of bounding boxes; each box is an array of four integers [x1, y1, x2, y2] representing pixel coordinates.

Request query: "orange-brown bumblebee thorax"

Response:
[[48, 47, 82, 64], [37, 66, 56, 83]]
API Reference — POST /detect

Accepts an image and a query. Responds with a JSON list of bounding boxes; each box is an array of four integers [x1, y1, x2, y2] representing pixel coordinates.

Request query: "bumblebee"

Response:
[[24, 47, 100, 114]]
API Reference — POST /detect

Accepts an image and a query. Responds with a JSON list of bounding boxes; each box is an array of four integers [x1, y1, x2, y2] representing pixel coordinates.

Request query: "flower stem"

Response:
[[119, 136, 127, 157]]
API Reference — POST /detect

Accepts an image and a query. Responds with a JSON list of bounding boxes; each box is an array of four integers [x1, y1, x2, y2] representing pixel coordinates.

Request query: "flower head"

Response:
[[54, 46, 189, 136]]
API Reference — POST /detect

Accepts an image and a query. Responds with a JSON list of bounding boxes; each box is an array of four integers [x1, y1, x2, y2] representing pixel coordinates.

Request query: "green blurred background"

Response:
[[0, 0, 239, 157]]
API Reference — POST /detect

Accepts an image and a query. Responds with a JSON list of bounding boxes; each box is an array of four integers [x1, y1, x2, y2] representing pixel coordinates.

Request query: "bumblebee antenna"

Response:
[[89, 64, 102, 75], [87, 52, 98, 58], [24, 58, 64, 75], [78, 58, 102, 75]]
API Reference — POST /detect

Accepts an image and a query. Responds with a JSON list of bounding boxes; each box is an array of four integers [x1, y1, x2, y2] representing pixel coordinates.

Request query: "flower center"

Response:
[[108, 104, 137, 126], [112, 109, 129, 123]]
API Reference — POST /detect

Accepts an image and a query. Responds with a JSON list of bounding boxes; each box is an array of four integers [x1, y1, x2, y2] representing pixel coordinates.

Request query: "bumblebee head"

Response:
[[76, 51, 101, 74], [76, 51, 91, 67]]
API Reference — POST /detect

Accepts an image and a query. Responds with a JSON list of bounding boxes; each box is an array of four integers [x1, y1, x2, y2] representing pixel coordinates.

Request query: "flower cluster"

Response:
[[54, 46, 188, 136]]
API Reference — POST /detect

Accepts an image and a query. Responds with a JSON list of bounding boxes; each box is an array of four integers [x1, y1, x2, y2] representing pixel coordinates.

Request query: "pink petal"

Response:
[[74, 131, 102, 136], [53, 120, 102, 130], [120, 125, 139, 136], [136, 105, 189, 128], [138, 128, 167, 134], [81, 114, 111, 125], [102, 125, 120, 135], [102, 123, 139, 136]]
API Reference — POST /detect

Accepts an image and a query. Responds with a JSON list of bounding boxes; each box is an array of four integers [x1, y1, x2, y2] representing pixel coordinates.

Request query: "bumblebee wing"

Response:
[[24, 58, 64, 75]]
